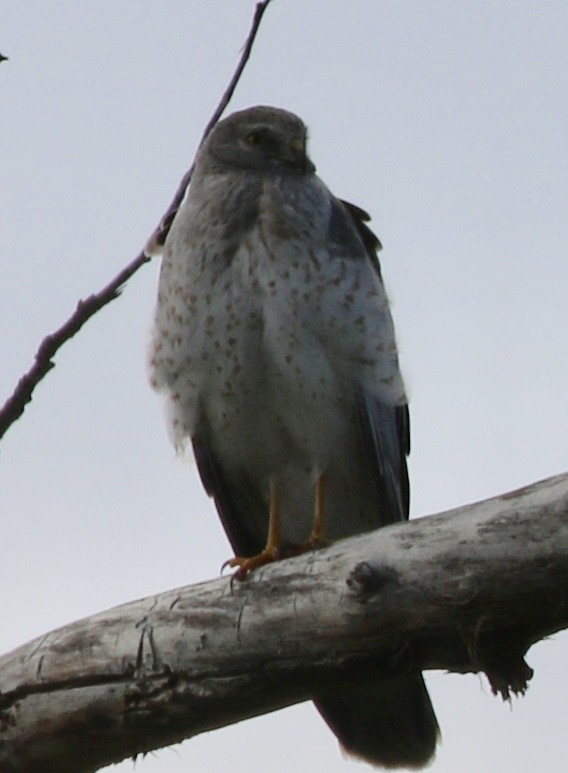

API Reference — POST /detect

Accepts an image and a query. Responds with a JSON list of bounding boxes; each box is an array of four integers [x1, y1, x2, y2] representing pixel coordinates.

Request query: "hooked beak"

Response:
[[280, 137, 316, 174]]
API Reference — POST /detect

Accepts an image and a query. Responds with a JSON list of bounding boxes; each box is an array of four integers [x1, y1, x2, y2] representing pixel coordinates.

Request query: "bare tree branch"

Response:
[[2, 472, 567, 772], [0, 0, 274, 443]]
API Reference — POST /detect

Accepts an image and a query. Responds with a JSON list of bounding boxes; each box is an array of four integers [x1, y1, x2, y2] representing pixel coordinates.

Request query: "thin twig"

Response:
[[0, 0, 274, 442], [0, 254, 150, 440], [144, 0, 274, 254], [199, 0, 274, 146]]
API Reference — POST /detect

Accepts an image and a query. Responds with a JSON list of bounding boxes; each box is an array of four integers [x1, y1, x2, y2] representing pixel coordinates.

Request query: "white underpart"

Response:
[[149, 171, 406, 543]]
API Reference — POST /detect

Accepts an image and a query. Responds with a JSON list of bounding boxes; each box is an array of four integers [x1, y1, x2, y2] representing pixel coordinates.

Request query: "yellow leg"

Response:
[[223, 474, 328, 580], [285, 473, 328, 556], [311, 473, 327, 544], [223, 478, 283, 581], [266, 477, 282, 552]]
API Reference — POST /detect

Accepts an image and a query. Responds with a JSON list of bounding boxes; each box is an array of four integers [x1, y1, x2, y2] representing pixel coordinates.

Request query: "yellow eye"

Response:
[[245, 131, 263, 146]]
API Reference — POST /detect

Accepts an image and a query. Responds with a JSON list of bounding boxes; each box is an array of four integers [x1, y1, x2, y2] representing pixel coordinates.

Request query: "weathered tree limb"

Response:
[[1, 472, 568, 772]]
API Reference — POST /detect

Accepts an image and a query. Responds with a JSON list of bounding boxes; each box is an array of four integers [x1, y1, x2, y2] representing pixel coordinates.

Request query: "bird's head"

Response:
[[199, 105, 316, 176]]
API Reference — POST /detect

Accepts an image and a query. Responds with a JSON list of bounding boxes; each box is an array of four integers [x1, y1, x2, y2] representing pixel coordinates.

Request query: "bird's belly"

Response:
[[198, 320, 350, 480], [193, 306, 374, 546], [151, 232, 389, 545], [155, 231, 353, 459]]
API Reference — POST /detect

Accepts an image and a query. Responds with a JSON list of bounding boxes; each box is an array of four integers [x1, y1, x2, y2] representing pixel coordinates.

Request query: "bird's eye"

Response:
[[245, 131, 263, 146]]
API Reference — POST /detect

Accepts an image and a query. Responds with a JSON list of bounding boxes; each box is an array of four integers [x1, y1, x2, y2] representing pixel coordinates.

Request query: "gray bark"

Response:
[[1, 472, 568, 772]]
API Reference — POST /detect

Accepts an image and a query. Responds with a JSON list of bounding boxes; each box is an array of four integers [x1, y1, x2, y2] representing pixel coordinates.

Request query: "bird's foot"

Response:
[[284, 534, 328, 558], [222, 536, 328, 585], [222, 546, 282, 582]]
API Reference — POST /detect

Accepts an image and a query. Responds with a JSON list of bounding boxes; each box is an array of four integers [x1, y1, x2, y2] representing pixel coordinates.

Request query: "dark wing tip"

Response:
[[340, 198, 383, 254], [191, 434, 266, 557]]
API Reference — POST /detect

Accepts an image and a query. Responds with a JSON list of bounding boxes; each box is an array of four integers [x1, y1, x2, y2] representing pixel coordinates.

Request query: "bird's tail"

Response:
[[314, 674, 439, 769]]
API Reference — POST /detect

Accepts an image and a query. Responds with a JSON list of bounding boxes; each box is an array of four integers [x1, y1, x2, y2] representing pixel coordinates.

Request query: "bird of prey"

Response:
[[149, 105, 439, 769]]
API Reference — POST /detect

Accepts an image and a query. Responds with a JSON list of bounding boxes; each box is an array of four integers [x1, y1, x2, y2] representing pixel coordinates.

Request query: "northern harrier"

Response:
[[149, 105, 439, 768]]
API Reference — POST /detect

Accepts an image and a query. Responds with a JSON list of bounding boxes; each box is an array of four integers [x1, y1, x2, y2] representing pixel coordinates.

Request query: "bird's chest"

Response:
[[171, 227, 327, 384], [152, 201, 349, 455]]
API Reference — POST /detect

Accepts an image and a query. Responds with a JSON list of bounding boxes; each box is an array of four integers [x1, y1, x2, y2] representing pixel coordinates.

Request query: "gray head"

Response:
[[197, 105, 316, 177]]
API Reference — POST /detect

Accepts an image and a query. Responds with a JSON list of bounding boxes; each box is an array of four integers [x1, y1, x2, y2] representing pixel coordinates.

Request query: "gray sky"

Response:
[[1, 2, 567, 771]]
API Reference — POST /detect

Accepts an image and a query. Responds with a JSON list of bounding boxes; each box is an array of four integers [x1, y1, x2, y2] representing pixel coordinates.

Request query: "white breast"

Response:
[[149, 173, 405, 481]]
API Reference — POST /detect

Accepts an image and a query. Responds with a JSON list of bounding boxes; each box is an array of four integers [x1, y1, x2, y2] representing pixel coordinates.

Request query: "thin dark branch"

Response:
[[144, 0, 274, 254], [199, 0, 274, 145], [0, 0, 274, 443], [0, 253, 150, 440]]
